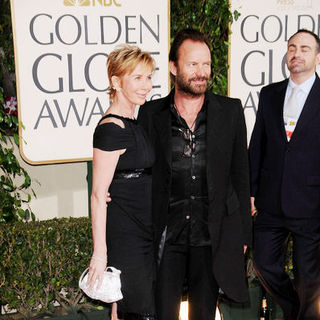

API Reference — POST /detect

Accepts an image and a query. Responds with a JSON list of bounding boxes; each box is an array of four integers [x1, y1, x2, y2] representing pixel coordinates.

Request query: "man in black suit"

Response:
[[249, 29, 320, 320], [138, 29, 251, 320]]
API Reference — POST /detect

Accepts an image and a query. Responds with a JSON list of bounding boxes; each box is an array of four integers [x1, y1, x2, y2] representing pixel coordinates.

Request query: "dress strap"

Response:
[[98, 113, 135, 125]]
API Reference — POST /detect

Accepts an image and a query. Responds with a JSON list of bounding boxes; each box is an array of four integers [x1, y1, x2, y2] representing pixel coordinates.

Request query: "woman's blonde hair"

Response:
[[107, 44, 155, 100]]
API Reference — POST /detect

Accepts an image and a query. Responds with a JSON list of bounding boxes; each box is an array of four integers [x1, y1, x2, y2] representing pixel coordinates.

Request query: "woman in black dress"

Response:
[[87, 45, 156, 320]]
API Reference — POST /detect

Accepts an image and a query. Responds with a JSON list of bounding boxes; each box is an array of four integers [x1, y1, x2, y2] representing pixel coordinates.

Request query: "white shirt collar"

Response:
[[288, 73, 316, 94]]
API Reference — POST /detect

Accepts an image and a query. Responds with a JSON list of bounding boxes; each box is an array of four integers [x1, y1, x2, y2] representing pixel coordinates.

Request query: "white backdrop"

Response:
[[10, 0, 169, 164], [229, 0, 320, 141]]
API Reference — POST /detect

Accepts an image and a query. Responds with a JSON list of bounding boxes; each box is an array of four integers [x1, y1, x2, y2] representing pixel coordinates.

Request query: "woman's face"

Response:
[[120, 63, 153, 106]]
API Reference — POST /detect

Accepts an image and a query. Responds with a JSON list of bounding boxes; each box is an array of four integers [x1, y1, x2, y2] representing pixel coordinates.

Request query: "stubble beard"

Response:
[[287, 58, 305, 74], [175, 72, 209, 97], [288, 65, 303, 74]]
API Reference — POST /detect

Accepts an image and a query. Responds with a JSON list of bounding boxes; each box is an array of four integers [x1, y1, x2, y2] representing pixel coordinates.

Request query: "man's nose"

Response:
[[195, 65, 206, 77], [294, 48, 302, 57]]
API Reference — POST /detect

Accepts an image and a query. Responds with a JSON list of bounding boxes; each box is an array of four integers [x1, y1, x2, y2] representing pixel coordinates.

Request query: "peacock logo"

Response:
[[63, 0, 121, 6], [64, 0, 91, 6]]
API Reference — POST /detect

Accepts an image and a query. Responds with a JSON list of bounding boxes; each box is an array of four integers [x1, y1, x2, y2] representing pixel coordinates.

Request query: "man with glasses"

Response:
[[138, 28, 251, 320]]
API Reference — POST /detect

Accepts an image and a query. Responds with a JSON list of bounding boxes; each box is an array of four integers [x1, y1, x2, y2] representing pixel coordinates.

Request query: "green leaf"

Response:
[[24, 175, 31, 187], [13, 133, 19, 146], [18, 209, 26, 219], [12, 116, 19, 126], [4, 116, 12, 127], [25, 209, 30, 220], [233, 10, 241, 21], [2, 183, 14, 191]]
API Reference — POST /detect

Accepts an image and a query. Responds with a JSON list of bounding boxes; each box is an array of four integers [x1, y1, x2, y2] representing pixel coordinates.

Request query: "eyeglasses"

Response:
[[179, 128, 195, 157]]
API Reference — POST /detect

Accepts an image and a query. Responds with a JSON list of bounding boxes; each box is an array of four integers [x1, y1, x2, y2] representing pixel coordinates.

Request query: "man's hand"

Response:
[[243, 245, 247, 254], [250, 197, 257, 216]]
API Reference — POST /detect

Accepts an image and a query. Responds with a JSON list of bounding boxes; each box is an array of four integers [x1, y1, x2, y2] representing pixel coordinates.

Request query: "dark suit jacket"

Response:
[[138, 90, 252, 302], [249, 74, 320, 218]]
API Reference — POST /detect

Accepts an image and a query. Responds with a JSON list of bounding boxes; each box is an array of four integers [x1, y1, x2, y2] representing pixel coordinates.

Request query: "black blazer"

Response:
[[249, 74, 320, 218], [138, 90, 252, 302]]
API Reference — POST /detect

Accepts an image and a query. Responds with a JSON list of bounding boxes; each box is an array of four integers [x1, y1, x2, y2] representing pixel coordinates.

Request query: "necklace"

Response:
[[174, 104, 197, 132]]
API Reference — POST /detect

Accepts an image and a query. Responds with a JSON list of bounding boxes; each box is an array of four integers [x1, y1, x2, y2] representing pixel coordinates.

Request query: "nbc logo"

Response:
[[63, 0, 121, 6]]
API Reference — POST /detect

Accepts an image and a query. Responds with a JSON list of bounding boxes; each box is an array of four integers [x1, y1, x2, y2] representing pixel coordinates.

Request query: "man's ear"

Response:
[[169, 61, 177, 77], [316, 52, 320, 65]]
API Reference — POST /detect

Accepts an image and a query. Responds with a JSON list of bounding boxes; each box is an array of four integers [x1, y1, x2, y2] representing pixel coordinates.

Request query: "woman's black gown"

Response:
[[93, 114, 155, 317]]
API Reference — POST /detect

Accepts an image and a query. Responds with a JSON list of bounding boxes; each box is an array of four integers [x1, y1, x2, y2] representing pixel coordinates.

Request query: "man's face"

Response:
[[286, 32, 320, 78], [170, 39, 211, 96]]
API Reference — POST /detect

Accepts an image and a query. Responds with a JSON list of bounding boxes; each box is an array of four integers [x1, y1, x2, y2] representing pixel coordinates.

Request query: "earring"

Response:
[[112, 87, 121, 92]]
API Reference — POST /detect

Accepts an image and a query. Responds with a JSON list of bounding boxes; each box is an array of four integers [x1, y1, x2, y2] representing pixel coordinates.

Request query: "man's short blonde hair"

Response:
[[107, 44, 155, 99]]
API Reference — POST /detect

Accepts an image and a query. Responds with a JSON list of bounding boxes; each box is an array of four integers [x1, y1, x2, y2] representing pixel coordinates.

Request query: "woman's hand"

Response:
[[86, 255, 107, 290]]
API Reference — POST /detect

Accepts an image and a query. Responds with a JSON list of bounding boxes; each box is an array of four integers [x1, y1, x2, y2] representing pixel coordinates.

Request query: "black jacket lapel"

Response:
[[272, 79, 288, 142], [291, 75, 320, 141], [153, 99, 172, 170]]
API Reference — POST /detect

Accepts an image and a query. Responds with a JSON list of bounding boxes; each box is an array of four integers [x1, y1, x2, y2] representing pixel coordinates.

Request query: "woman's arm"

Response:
[[87, 147, 123, 289]]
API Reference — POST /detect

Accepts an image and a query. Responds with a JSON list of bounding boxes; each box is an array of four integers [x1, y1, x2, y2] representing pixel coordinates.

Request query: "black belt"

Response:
[[113, 168, 152, 179]]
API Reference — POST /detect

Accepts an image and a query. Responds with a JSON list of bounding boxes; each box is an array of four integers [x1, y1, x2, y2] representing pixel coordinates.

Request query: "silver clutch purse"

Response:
[[79, 267, 123, 303]]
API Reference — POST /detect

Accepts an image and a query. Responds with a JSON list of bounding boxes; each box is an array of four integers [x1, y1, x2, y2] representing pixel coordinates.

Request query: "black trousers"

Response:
[[253, 212, 320, 320], [156, 244, 219, 320]]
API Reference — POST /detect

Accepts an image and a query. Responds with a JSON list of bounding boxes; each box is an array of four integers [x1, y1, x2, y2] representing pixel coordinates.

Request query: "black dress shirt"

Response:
[[166, 98, 210, 246]]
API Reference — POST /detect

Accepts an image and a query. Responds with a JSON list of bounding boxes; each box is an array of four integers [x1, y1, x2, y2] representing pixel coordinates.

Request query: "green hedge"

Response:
[[0, 217, 99, 319]]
